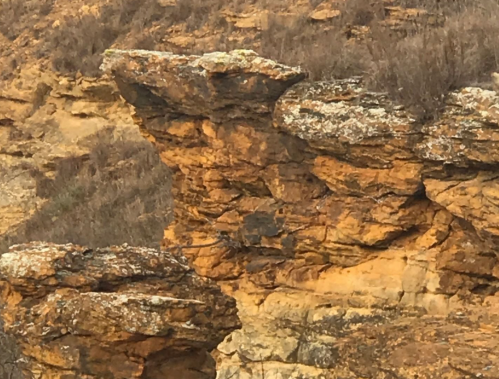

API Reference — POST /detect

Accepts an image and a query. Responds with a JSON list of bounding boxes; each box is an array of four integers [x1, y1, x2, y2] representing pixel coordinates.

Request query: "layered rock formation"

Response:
[[0, 242, 239, 378], [103, 49, 499, 379]]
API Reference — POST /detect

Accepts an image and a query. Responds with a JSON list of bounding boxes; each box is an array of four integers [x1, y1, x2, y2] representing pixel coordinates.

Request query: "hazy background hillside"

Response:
[[2, 0, 499, 115]]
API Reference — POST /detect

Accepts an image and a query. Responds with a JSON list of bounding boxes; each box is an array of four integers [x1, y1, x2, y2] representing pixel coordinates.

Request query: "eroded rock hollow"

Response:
[[104, 49, 499, 378]]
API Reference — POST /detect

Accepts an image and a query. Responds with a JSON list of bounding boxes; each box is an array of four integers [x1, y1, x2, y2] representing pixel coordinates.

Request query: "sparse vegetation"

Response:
[[259, 0, 499, 118], [2, 0, 498, 117], [36, 0, 231, 76], [0, 128, 172, 251], [0, 0, 54, 40], [259, 14, 370, 81], [39, 0, 144, 76], [366, 1, 499, 118]]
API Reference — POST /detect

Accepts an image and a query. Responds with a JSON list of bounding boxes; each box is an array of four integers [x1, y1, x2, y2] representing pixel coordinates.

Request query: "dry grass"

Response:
[[37, 0, 230, 76], [259, 0, 499, 119], [39, 0, 144, 76], [259, 14, 370, 81], [5, 0, 499, 117], [366, 1, 499, 119], [1, 128, 172, 251], [0, 0, 54, 40]]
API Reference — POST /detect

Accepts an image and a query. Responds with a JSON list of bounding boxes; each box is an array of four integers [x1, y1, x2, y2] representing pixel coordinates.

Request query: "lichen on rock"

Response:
[[100, 49, 306, 122], [102, 49, 499, 379], [0, 242, 240, 378]]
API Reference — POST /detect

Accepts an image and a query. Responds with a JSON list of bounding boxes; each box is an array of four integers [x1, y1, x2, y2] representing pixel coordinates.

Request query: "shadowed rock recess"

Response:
[[0, 242, 239, 378], [104, 49, 499, 379]]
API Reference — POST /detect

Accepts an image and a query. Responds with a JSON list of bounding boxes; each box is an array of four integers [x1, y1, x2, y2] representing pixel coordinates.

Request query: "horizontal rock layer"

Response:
[[104, 50, 499, 379], [0, 242, 240, 378]]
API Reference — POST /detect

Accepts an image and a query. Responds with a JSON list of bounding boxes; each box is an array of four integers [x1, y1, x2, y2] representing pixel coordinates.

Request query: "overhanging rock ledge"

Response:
[[103, 49, 499, 379]]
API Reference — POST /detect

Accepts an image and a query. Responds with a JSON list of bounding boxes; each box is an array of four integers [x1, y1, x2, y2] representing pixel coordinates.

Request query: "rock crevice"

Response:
[[103, 49, 499, 378]]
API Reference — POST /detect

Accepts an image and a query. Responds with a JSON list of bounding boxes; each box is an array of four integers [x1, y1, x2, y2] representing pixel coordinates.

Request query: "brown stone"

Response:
[[313, 155, 423, 197], [101, 49, 499, 379], [0, 243, 240, 378]]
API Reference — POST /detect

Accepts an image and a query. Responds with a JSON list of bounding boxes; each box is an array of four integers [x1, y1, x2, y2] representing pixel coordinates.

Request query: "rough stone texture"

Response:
[[100, 49, 306, 122], [0, 68, 138, 236], [0, 242, 240, 379], [416, 88, 499, 165], [104, 50, 499, 379]]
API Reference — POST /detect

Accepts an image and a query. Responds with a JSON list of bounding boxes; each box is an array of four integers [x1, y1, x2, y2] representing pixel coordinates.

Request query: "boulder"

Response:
[[0, 242, 240, 378]]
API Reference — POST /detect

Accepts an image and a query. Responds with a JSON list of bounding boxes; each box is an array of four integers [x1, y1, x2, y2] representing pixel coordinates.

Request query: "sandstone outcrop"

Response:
[[103, 49, 499, 379], [0, 242, 240, 378]]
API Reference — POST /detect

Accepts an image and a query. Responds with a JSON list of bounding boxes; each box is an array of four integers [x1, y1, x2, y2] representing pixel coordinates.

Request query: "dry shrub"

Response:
[[396, 0, 478, 14], [39, 0, 230, 76], [259, 0, 383, 80], [309, 0, 324, 8], [0, 0, 53, 40], [261, 0, 499, 119], [127, 0, 226, 33], [259, 15, 370, 81], [366, 1, 499, 119], [1, 128, 173, 250], [335, 0, 385, 26], [0, 0, 24, 40], [45, 14, 115, 76], [171, 0, 226, 32], [40, 0, 143, 76]]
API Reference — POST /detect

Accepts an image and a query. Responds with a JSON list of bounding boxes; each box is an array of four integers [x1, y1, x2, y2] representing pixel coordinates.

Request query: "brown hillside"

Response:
[[0, 0, 498, 246], [2, 2, 499, 378], [2, 0, 499, 116]]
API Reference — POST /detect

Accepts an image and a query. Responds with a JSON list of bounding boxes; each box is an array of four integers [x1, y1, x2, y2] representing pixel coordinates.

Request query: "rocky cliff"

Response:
[[0, 242, 239, 378], [102, 49, 499, 379]]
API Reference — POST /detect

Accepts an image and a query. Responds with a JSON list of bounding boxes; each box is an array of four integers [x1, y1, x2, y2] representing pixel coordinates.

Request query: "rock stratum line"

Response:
[[100, 49, 499, 379], [0, 242, 240, 378]]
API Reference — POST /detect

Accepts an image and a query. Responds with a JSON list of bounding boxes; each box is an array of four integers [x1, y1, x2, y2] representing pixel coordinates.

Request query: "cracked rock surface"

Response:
[[0, 242, 240, 378], [105, 49, 499, 378]]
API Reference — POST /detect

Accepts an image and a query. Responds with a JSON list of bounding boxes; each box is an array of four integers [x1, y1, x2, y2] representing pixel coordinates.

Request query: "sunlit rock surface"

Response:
[[102, 49, 499, 379], [0, 242, 240, 378]]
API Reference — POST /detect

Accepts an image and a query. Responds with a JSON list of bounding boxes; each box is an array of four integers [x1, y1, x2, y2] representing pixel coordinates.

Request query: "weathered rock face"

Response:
[[100, 49, 306, 122], [104, 50, 499, 379], [0, 242, 239, 378]]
